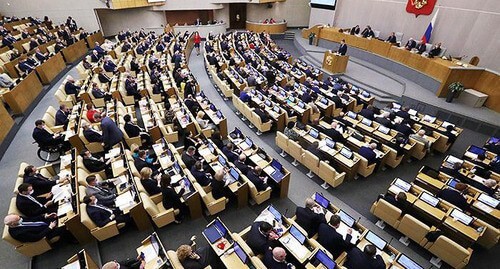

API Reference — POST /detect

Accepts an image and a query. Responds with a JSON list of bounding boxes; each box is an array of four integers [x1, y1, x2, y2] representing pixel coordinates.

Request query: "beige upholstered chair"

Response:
[[140, 193, 177, 228], [275, 131, 289, 157], [194, 182, 227, 215], [318, 161, 346, 189], [396, 214, 431, 246], [370, 199, 402, 229], [424, 235, 472, 269], [80, 203, 121, 241]]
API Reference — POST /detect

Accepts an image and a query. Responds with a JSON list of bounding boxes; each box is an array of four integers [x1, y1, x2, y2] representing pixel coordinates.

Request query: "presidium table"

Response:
[[322, 50, 349, 74]]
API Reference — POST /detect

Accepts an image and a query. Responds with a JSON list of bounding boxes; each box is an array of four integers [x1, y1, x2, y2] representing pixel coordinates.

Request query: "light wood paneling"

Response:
[[0, 101, 14, 144]]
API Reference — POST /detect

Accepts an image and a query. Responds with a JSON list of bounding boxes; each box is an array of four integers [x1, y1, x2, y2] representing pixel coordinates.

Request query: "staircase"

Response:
[[284, 31, 295, 40]]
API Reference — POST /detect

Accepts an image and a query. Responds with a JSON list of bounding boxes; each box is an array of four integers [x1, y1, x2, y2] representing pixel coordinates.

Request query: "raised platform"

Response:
[[290, 29, 500, 136]]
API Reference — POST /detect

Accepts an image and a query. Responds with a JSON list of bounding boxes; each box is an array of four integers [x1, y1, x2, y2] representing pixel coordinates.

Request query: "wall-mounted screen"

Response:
[[311, 0, 337, 10]]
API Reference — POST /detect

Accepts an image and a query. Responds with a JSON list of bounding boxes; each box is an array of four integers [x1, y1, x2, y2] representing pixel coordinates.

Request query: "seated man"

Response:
[[83, 195, 130, 228], [134, 150, 160, 173], [235, 154, 253, 175], [64, 76, 81, 96], [55, 104, 70, 127], [181, 146, 199, 170], [103, 57, 118, 73], [246, 166, 269, 192], [123, 114, 151, 145], [415, 40, 427, 54], [18, 58, 35, 73], [264, 247, 295, 269], [190, 161, 212, 187], [80, 149, 113, 178], [381, 192, 411, 214], [404, 38, 416, 50], [176, 242, 222, 269], [344, 244, 385, 269], [0, 73, 15, 88], [81, 120, 103, 143], [98, 69, 112, 84], [410, 130, 431, 151], [85, 176, 117, 207], [32, 120, 68, 150], [254, 104, 271, 123], [125, 75, 141, 99], [222, 142, 240, 163], [437, 183, 470, 210], [91, 83, 112, 102], [4, 214, 62, 243], [428, 42, 442, 57], [386, 32, 397, 44], [16, 183, 56, 218], [247, 221, 279, 255], [23, 165, 68, 196], [359, 143, 377, 165], [295, 198, 327, 237], [361, 26, 374, 38], [318, 215, 354, 259]]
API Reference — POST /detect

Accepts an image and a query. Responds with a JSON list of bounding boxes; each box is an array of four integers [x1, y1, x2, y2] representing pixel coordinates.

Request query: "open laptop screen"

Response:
[[289, 225, 306, 244], [450, 209, 473, 226], [271, 159, 282, 171], [233, 242, 248, 264], [315, 249, 336, 269], [394, 178, 411, 192], [468, 145, 486, 156], [309, 128, 319, 139], [397, 254, 424, 269], [338, 210, 355, 227], [365, 231, 387, 250], [420, 192, 439, 207], [340, 147, 353, 159], [314, 192, 330, 208], [478, 193, 499, 208], [268, 205, 282, 221]]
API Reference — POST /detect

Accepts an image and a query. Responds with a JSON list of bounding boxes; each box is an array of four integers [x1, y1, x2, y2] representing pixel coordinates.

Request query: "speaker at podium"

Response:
[[322, 50, 349, 74]]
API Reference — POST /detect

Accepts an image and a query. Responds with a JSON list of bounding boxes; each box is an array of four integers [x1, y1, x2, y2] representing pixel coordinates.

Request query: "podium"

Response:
[[322, 51, 349, 74]]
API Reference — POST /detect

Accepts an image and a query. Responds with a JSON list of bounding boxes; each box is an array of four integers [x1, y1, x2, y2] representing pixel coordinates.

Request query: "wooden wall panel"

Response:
[[0, 102, 14, 144]]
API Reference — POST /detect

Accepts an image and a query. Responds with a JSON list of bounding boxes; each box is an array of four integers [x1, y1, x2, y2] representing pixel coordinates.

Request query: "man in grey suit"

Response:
[[85, 176, 117, 207], [93, 113, 123, 149]]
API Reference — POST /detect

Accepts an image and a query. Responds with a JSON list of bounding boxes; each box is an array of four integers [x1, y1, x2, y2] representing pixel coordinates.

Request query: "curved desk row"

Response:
[[246, 21, 287, 34], [172, 23, 227, 38], [302, 25, 499, 112]]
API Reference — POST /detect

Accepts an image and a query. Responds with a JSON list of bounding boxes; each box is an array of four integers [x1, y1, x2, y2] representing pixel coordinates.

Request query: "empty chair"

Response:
[[318, 161, 346, 189], [395, 32, 404, 44], [476, 220, 500, 249], [384, 146, 403, 168], [303, 150, 320, 178], [396, 214, 431, 246], [370, 198, 402, 229], [409, 138, 427, 160], [275, 131, 288, 157], [194, 182, 227, 216], [425, 235, 472, 269], [288, 139, 303, 167], [140, 193, 177, 228]]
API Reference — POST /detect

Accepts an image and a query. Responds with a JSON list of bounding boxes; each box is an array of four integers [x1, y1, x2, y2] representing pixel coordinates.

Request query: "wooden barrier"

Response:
[[61, 39, 88, 64], [35, 52, 66, 85], [246, 21, 287, 34], [3, 72, 43, 114], [308, 25, 500, 112], [85, 32, 105, 48], [0, 102, 14, 144]]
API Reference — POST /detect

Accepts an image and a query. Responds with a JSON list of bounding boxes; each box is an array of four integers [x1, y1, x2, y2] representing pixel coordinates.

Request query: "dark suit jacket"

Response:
[[32, 127, 57, 147], [55, 110, 69, 126], [384, 195, 411, 214], [98, 73, 112, 83], [190, 167, 211, 186], [254, 108, 269, 123], [416, 43, 426, 54], [83, 157, 107, 173], [359, 146, 377, 165], [83, 128, 103, 143], [438, 188, 469, 210], [323, 128, 345, 143], [92, 88, 107, 99], [386, 35, 397, 44], [247, 221, 271, 255], [338, 44, 348, 55], [318, 223, 352, 259], [134, 158, 154, 173], [124, 122, 141, 137], [23, 174, 56, 196], [344, 247, 385, 269], [360, 109, 375, 120], [374, 117, 392, 128], [295, 207, 326, 237], [181, 152, 197, 170], [263, 248, 288, 269], [8, 216, 53, 242], [16, 194, 48, 217], [141, 178, 161, 195], [235, 160, 251, 175], [222, 147, 239, 163], [246, 171, 267, 192], [64, 82, 80, 95], [210, 179, 226, 200], [86, 204, 113, 227], [161, 186, 184, 210], [101, 117, 123, 147], [394, 123, 413, 137]]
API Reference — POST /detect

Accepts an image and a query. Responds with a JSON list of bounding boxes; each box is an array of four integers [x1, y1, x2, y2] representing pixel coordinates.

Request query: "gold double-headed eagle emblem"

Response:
[[326, 56, 333, 66], [411, 0, 428, 9]]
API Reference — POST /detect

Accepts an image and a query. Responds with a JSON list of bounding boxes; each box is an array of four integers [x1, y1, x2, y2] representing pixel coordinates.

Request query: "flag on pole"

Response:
[[421, 9, 439, 43]]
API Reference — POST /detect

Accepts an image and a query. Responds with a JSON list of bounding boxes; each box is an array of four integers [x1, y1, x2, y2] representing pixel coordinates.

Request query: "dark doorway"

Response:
[[229, 3, 247, 29]]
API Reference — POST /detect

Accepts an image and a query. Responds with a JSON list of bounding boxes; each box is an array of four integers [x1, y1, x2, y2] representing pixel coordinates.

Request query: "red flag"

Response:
[[406, 0, 437, 17]]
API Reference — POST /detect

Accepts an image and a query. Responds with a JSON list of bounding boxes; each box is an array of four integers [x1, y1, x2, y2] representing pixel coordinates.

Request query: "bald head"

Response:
[[4, 214, 21, 227], [214, 169, 225, 181], [272, 247, 287, 262], [417, 130, 425, 136], [369, 143, 377, 150], [102, 261, 120, 269], [239, 154, 247, 162], [305, 197, 315, 208]]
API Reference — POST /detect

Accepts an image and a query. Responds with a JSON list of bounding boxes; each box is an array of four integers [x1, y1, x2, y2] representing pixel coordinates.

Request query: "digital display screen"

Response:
[[311, 0, 337, 10], [290, 225, 306, 244], [365, 231, 386, 250], [314, 192, 330, 208]]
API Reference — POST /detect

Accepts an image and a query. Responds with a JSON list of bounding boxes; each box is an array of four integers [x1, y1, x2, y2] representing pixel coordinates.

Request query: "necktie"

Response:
[[21, 221, 48, 227], [26, 195, 44, 207]]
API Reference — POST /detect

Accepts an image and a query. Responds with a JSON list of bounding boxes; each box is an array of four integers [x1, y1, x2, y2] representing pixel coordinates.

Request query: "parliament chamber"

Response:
[[0, 1, 499, 269]]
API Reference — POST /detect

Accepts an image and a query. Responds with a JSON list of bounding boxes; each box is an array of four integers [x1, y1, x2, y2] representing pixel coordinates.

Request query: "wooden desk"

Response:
[[130, 201, 153, 231], [65, 250, 99, 269], [333, 154, 360, 181], [0, 102, 14, 144], [322, 51, 349, 74], [3, 71, 43, 114], [136, 233, 168, 269], [443, 217, 482, 247], [61, 39, 88, 63], [228, 181, 249, 209], [246, 21, 287, 34], [86, 31, 105, 48], [413, 199, 447, 223], [36, 52, 66, 85]]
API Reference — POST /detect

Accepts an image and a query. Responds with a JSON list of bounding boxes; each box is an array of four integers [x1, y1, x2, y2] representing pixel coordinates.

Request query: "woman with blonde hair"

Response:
[[196, 110, 215, 130], [176, 242, 221, 268], [139, 167, 161, 195]]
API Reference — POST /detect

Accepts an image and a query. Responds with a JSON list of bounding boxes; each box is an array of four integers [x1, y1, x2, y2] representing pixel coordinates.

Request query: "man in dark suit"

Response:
[[18, 58, 35, 73], [254, 104, 270, 123], [350, 25, 360, 35], [103, 58, 117, 73], [437, 184, 470, 210], [331, 95, 345, 109], [374, 112, 393, 128], [393, 118, 413, 137], [91, 83, 112, 102], [81, 149, 113, 178], [428, 42, 442, 57], [415, 40, 426, 54], [405, 38, 417, 50], [382, 192, 411, 214], [190, 161, 212, 186], [359, 143, 377, 165], [246, 166, 269, 192], [235, 154, 253, 175], [64, 77, 81, 96], [16, 183, 56, 217], [55, 104, 70, 127], [317, 215, 354, 259], [181, 146, 198, 170], [386, 32, 397, 44], [98, 69, 112, 84], [22, 165, 68, 196], [4, 214, 62, 242], [322, 122, 345, 143], [396, 106, 411, 120], [93, 113, 123, 149], [295, 198, 327, 237], [222, 143, 239, 163], [32, 120, 65, 149], [90, 50, 101, 62], [82, 120, 103, 143], [263, 247, 294, 269], [125, 75, 141, 99], [338, 39, 348, 55], [247, 221, 278, 255], [83, 195, 130, 227], [85, 176, 117, 207], [123, 114, 151, 145], [35, 48, 48, 62], [134, 150, 160, 173], [361, 26, 375, 38], [344, 244, 385, 269], [360, 105, 375, 120]]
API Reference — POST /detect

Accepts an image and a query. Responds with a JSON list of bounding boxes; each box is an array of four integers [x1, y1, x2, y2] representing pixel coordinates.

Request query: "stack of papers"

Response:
[[115, 191, 135, 211], [105, 148, 121, 159]]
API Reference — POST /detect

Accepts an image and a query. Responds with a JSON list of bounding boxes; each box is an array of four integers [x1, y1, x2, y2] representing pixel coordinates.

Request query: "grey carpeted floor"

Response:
[[0, 40, 498, 269]]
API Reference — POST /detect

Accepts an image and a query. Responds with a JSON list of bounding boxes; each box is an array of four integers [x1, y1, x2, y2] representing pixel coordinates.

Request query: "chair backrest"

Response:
[[140, 192, 160, 217], [428, 236, 471, 268], [288, 140, 302, 158], [47, 106, 58, 118], [276, 131, 288, 150], [469, 56, 480, 66], [425, 43, 433, 52], [79, 203, 97, 230], [373, 30, 380, 38], [395, 32, 404, 43], [372, 199, 402, 227], [397, 214, 430, 244], [303, 150, 319, 169], [166, 250, 184, 269]]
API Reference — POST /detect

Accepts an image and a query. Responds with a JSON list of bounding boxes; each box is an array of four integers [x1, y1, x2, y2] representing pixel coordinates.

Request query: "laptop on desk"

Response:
[[364, 231, 387, 253], [336, 210, 360, 244], [282, 225, 309, 260], [239, 137, 253, 151], [395, 254, 424, 269], [203, 219, 230, 245], [225, 167, 240, 185], [268, 159, 284, 183], [314, 192, 330, 208], [311, 249, 336, 269], [419, 192, 439, 207]]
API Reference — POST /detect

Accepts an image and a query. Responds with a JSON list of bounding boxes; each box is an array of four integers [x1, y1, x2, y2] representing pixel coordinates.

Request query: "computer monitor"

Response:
[[258, 94, 263, 101], [362, 91, 370, 98], [251, 89, 256, 95], [309, 128, 319, 139], [408, 109, 418, 116], [214, 219, 227, 237], [288, 96, 295, 103], [441, 121, 455, 129], [488, 137, 499, 144], [365, 231, 387, 250], [273, 106, 280, 113], [347, 111, 357, 119], [396, 254, 424, 269], [233, 127, 242, 137], [314, 192, 330, 208], [233, 243, 248, 264], [325, 138, 335, 148], [394, 178, 411, 192], [477, 193, 499, 208], [468, 145, 486, 156], [320, 97, 328, 105], [268, 205, 282, 222], [173, 161, 181, 174], [279, 90, 286, 97], [218, 155, 227, 167], [209, 104, 216, 111], [420, 192, 439, 207], [337, 210, 356, 227], [289, 226, 306, 244], [208, 143, 215, 154], [215, 110, 222, 119], [204, 220, 226, 243], [229, 167, 239, 181], [392, 102, 401, 110], [446, 155, 464, 166], [271, 159, 282, 171], [447, 178, 459, 188], [361, 118, 372, 126], [340, 147, 353, 159], [450, 209, 473, 226], [298, 101, 305, 109], [423, 115, 436, 123], [265, 100, 272, 107], [150, 234, 160, 255], [378, 125, 390, 135], [315, 249, 336, 269]]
